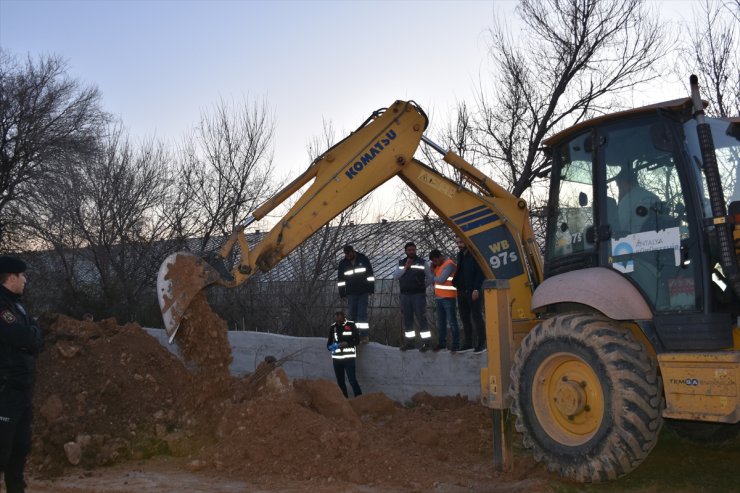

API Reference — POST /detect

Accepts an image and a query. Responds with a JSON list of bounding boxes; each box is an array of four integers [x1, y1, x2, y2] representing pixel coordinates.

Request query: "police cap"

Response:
[[0, 256, 27, 274]]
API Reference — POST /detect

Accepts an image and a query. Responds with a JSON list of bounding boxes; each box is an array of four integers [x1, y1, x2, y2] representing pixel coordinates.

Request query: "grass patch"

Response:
[[543, 427, 740, 493]]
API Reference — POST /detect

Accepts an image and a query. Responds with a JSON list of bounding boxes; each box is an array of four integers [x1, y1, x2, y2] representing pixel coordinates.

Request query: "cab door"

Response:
[[597, 116, 699, 313]]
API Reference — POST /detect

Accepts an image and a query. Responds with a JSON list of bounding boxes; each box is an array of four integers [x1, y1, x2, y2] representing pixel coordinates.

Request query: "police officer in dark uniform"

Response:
[[326, 310, 362, 398], [0, 256, 43, 493]]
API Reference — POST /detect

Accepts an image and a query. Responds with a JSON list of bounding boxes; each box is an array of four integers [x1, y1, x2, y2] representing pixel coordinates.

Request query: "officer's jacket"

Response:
[[0, 285, 43, 391], [326, 319, 359, 360]]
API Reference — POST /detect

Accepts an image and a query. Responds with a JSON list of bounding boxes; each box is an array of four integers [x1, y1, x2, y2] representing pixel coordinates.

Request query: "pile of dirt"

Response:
[[33, 315, 185, 474], [30, 297, 543, 491], [203, 379, 505, 490]]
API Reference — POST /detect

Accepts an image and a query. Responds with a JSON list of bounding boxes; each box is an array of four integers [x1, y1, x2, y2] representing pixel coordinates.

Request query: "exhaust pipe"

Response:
[[689, 74, 740, 299]]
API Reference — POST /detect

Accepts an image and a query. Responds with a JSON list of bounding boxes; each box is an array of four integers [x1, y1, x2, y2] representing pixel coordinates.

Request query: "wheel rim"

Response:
[[531, 351, 605, 446]]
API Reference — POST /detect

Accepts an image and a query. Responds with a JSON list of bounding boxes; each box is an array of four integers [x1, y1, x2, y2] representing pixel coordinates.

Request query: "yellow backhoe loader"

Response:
[[157, 76, 740, 482]]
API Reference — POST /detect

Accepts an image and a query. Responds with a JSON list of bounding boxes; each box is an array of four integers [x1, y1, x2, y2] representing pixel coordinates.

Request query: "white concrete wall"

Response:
[[145, 329, 486, 403]]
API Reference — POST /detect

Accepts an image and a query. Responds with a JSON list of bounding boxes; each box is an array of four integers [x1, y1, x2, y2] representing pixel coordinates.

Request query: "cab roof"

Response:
[[543, 98, 701, 148]]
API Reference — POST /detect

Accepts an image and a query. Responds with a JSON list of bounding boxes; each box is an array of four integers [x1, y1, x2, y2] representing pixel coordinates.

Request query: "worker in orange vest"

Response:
[[428, 249, 460, 351]]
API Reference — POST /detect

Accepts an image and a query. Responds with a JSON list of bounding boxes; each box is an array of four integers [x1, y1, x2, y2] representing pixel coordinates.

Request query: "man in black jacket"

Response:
[[337, 245, 375, 344], [452, 236, 486, 353], [0, 256, 43, 493], [393, 242, 432, 352]]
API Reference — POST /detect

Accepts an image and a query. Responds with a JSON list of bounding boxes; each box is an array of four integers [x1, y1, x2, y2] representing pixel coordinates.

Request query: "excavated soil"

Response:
[[29, 293, 550, 492], [27, 293, 740, 492]]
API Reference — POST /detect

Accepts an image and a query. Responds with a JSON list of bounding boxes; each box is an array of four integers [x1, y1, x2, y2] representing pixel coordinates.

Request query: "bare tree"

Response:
[[0, 50, 107, 248], [19, 123, 171, 323], [470, 0, 669, 199], [305, 117, 336, 164], [679, 0, 739, 118], [676, 0, 739, 205], [730, 0, 740, 21], [174, 97, 277, 251]]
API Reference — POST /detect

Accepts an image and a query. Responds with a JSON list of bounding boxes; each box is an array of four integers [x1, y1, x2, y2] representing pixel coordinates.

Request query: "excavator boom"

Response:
[[158, 101, 427, 338], [157, 100, 542, 339]]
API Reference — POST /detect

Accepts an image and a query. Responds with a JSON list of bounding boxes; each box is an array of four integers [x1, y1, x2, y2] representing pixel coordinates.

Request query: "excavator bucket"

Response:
[[157, 252, 222, 342]]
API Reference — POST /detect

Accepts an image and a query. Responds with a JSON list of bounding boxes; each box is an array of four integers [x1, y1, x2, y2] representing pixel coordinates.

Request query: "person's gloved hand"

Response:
[[328, 342, 339, 352]]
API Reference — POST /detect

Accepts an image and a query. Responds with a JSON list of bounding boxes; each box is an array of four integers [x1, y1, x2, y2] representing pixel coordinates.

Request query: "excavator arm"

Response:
[[157, 100, 543, 340]]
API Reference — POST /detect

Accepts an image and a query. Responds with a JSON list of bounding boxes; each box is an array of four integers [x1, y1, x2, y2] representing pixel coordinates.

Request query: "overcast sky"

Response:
[[0, 0, 702, 217]]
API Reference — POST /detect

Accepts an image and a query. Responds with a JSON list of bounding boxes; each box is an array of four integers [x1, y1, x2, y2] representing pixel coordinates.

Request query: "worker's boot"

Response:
[[399, 341, 415, 351]]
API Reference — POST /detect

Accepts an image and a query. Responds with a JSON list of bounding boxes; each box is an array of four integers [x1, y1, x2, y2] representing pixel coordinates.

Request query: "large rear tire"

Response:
[[510, 313, 663, 482]]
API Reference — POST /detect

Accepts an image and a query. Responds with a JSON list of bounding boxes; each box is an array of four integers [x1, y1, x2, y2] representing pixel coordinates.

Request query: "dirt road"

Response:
[[27, 455, 549, 493]]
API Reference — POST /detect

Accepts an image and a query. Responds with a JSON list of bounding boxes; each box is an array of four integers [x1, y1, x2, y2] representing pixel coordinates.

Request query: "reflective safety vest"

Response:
[[328, 320, 359, 360], [433, 258, 457, 299]]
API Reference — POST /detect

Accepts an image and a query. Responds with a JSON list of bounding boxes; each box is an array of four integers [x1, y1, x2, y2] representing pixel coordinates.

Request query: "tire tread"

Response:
[[509, 313, 663, 482]]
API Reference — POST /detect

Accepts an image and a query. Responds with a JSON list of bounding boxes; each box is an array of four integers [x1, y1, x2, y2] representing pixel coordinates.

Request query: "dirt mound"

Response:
[[193, 370, 507, 490], [30, 302, 545, 491], [32, 314, 195, 475]]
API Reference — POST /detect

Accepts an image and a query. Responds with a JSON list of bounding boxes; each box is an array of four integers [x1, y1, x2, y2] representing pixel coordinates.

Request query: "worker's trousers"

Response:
[[0, 387, 33, 493], [399, 292, 430, 341], [434, 297, 460, 350], [457, 290, 485, 350], [346, 294, 369, 339], [332, 358, 362, 398]]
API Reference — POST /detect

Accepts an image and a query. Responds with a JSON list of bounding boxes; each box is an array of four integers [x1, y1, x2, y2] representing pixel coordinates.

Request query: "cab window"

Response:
[[547, 133, 595, 262]]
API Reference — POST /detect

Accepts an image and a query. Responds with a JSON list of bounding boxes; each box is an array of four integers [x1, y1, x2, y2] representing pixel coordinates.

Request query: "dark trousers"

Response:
[[332, 358, 362, 398], [434, 297, 460, 349], [457, 290, 486, 349], [0, 388, 33, 493], [399, 292, 428, 340], [346, 294, 369, 337]]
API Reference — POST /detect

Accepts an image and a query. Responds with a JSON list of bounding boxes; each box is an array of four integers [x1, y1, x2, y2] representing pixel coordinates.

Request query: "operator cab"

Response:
[[543, 99, 739, 351]]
